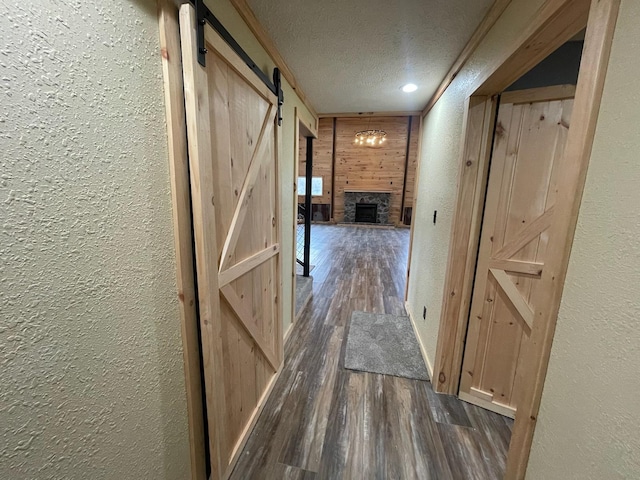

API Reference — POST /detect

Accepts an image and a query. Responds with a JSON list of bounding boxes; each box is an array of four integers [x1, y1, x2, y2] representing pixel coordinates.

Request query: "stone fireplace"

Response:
[[344, 191, 391, 224]]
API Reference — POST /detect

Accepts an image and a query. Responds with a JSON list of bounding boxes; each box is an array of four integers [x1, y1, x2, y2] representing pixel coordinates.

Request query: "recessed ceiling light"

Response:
[[402, 83, 418, 93]]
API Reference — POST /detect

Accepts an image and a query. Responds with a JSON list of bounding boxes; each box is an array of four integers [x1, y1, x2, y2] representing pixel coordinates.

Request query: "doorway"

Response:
[[429, 0, 620, 476], [459, 84, 576, 418], [292, 116, 316, 326]]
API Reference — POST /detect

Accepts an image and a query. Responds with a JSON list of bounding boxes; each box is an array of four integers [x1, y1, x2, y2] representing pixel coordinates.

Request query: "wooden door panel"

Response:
[[219, 107, 275, 268], [208, 54, 235, 252], [460, 87, 574, 417], [220, 299, 258, 445], [180, 5, 282, 478]]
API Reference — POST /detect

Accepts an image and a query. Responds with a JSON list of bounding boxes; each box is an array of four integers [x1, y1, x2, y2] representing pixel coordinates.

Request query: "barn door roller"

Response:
[[192, 0, 284, 125]]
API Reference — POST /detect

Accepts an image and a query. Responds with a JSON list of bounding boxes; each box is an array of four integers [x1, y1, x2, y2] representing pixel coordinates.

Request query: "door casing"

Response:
[[158, 2, 207, 478], [458, 87, 576, 419], [289, 110, 317, 342]]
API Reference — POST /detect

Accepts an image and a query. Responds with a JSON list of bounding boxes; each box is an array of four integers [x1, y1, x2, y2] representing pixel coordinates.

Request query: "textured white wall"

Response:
[[0, 1, 191, 478], [527, 0, 640, 477], [406, 0, 545, 366], [0, 0, 313, 476]]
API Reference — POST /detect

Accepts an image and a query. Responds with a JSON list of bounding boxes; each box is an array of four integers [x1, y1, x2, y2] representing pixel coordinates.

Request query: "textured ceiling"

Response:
[[246, 0, 494, 113]]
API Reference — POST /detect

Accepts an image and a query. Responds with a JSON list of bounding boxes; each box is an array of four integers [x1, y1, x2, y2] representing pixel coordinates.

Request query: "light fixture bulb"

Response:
[[402, 83, 418, 93], [354, 128, 387, 147]]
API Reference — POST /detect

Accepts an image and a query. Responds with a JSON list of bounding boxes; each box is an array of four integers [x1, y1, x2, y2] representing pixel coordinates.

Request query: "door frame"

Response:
[[430, 0, 620, 478], [158, 2, 207, 479], [289, 110, 317, 342], [457, 85, 576, 420]]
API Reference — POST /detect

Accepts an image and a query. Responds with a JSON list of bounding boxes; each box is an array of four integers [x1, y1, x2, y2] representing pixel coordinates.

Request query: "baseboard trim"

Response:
[[405, 301, 434, 381], [283, 320, 295, 347]]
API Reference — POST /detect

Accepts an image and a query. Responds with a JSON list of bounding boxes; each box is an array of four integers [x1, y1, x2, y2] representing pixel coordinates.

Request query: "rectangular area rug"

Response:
[[344, 311, 429, 381]]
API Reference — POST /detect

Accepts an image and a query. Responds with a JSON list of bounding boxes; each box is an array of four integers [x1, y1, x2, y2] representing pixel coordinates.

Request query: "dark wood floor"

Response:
[[230, 225, 513, 479]]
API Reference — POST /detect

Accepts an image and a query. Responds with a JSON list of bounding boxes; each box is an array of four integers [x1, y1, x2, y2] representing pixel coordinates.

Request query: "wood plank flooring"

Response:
[[230, 225, 513, 479]]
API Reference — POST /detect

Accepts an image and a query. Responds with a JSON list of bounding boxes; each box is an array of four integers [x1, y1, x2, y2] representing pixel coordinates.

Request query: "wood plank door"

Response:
[[459, 85, 575, 418], [179, 5, 283, 479]]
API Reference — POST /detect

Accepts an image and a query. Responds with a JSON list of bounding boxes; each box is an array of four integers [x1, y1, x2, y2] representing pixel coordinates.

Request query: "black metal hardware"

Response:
[[303, 137, 313, 277], [400, 116, 412, 224], [189, 0, 284, 124], [296, 137, 313, 275], [195, 0, 207, 66], [330, 117, 337, 220], [273, 68, 283, 126], [433, 210, 438, 224]]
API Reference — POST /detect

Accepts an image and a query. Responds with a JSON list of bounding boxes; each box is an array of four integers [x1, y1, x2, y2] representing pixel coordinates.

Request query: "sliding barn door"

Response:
[[459, 86, 575, 418], [179, 5, 282, 478]]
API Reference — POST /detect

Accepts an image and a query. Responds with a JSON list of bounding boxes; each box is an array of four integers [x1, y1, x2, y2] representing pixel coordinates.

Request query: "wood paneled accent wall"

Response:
[[298, 116, 419, 225], [334, 117, 407, 223], [403, 117, 421, 217]]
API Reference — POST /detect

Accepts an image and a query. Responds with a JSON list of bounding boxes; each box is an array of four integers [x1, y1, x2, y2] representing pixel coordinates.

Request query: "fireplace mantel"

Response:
[[344, 190, 392, 194]]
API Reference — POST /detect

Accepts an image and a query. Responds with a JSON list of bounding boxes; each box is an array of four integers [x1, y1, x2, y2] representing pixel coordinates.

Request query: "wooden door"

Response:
[[179, 5, 283, 478], [459, 86, 575, 418]]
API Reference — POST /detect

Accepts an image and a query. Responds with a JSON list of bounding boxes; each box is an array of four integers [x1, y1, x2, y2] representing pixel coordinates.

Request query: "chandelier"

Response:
[[354, 128, 387, 147]]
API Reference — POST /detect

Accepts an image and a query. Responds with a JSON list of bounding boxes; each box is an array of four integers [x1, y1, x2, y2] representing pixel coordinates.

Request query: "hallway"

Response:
[[231, 225, 513, 479]]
